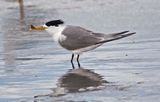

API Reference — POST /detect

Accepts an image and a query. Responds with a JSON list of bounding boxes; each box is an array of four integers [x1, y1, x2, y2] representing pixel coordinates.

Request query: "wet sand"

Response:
[[0, 0, 160, 102]]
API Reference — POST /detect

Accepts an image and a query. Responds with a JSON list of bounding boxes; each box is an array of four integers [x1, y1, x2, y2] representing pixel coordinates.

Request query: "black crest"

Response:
[[45, 19, 64, 27]]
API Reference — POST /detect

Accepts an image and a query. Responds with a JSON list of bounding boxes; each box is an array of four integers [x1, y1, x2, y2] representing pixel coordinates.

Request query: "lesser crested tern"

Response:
[[30, 19, 135, 68]]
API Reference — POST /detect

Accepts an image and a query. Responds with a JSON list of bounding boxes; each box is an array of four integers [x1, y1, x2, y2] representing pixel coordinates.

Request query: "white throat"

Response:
[[45, 25, 66, 42]]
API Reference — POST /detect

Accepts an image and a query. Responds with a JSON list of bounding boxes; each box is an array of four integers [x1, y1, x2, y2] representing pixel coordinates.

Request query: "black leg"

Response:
[[77, 54, 81, 68], [71, 54, 75, 69]]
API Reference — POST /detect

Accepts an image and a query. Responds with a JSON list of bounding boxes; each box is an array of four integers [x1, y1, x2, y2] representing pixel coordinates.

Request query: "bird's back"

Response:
[[59, 26, 103, 50]]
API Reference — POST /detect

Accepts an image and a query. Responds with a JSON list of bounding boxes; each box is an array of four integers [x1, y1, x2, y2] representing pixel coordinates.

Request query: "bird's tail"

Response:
[[96, 31, 135, 44]]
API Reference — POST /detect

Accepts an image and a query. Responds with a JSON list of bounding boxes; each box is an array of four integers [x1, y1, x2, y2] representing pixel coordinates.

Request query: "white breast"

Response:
[[45, 25, 66, 42]]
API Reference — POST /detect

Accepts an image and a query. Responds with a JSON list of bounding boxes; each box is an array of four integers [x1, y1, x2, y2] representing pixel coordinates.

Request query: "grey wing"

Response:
[[59, 26, 103, 50]]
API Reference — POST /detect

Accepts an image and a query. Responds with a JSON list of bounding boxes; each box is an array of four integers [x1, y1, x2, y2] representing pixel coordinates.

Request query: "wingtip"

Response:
[[124, 32, 136, 37], [123, 30, 129, 32], [121, 31, 130, 34], [122, 31, 136, 35], [130, 32, 136, 35]]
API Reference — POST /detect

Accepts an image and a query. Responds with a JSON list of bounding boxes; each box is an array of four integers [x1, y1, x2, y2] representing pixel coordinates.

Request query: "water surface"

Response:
[[0, 0, 160, 102]]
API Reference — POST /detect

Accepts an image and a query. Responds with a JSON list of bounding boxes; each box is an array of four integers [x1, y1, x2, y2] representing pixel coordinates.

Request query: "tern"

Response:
[[30, 19, 135, 69]]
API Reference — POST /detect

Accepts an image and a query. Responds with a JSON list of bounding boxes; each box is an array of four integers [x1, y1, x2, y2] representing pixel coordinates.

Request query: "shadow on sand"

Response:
[[34, 67, 109, 100]]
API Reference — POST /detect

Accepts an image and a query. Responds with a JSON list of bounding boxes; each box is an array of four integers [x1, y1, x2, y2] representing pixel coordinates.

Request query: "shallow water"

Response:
[[0, 0, 160, 102]]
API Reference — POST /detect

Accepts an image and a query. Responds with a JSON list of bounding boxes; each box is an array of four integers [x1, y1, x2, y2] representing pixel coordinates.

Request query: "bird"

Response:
[[30, 19, 135, 69]]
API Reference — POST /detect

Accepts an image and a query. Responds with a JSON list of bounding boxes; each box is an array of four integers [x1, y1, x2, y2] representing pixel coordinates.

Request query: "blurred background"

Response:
[[0, 0, 160, 102]]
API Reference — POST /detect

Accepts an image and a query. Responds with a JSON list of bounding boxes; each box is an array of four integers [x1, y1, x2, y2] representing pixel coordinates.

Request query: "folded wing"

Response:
[[60, 26, 135, 50]]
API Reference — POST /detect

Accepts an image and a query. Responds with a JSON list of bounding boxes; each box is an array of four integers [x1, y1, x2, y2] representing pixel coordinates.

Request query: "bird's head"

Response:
[[30, 19, 64, 31]]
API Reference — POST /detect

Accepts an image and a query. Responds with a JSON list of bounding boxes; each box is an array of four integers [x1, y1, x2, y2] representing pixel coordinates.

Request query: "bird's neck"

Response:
[[46, 25, 66, 42]]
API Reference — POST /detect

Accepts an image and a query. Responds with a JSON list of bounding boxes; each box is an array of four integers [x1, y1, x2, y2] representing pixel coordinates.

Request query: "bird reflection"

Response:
[[34, 68, 108, 99], [55, 68, 108, 93]]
